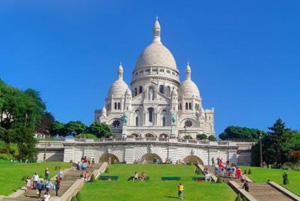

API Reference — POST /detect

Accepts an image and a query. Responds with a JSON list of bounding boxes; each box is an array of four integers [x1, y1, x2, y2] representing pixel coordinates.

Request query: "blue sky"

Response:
[[0, 0, 299, 134]]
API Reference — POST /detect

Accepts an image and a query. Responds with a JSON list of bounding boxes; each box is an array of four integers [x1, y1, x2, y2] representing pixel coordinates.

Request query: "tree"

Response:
[[64, 121, 87, 135], [208, 135, 216, 141], [219, 126, 266, 142], [87, 122, 113, 138], [196, 134, 207, 140], [251, 118, 296, 166], [50, 121, 67, 136], [36, 112, 55, 134]]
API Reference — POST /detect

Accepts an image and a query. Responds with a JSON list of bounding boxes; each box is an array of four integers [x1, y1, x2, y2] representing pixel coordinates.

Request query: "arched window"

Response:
[[114, 102, 117, 110], [185, 103, 188, 110], [135, 88, 138, 96], [139, 86, 143, 94], [159, 85, 164, 94], [167, 86, 171, 95], [162, 117, 166, 126], [118, 102, 121, 110], [189, 103, 192, 110], [135, 110, 139, 126], [148, 108, 154, 123]]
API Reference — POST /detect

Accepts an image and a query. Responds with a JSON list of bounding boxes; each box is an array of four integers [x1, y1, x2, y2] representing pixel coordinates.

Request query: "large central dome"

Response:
[[134, 18, 178, 72]]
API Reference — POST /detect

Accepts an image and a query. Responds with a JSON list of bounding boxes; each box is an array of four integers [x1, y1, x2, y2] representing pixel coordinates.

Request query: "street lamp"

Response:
[[259, 132, 263, 167]]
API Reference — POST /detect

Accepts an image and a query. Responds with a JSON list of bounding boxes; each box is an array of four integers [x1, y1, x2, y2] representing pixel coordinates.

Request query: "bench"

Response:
[[161, 177, 181, 181], [99, 176, 119, 181], [192, 176, 206, 181]]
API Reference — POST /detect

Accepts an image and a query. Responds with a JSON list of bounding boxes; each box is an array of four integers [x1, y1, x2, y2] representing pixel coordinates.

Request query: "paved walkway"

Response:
[[2, 164, 101, 201], [204, 165, 295, 201]]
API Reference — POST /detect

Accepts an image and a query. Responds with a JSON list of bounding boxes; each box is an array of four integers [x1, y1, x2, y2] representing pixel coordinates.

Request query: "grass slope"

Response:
[[80, 164, 236, 201], [241, 166, 300, 195], [0, 160, 71, 196]]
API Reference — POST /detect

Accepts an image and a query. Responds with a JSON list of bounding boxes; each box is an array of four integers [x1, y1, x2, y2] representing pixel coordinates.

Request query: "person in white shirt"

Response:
[[43, 192, 50, 201], [32, 172, 39, 189]]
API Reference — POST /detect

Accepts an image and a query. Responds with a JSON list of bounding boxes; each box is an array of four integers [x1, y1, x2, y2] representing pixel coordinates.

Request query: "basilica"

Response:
[[95, 18, 215, 139]]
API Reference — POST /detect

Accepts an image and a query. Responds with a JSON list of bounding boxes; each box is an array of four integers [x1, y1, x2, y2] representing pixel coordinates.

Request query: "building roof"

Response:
[[134, 18, 178, 72]]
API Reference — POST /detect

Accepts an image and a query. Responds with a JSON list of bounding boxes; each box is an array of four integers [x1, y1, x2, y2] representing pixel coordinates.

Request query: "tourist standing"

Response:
[[58, 170, 64, 180], [25, 176, 31, 193], [32, 172, 39, 189], [45, 179, 53, 193], [211, 157, 215, 166], [45, 168, 50, 180], [242, 181, 249, 192], [282, 171, 289, 185], [177, 183, 184, 199], [54, 177, 61, 196], [37, 180, 45, 198]]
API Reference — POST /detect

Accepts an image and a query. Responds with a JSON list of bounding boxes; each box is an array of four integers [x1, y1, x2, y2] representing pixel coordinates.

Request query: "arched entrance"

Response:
[[159, 133, 169, 138], [145, 133, 156, 138], [141, 153, 162, 164], [183, 155, 204, 165], [130, 133, 140, 138], [99, 153, 119, 164]]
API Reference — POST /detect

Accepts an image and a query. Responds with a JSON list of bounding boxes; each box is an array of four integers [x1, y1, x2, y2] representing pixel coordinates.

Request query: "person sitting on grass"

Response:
[[127, 171, 139, 181], [140, 172, 147, 181]]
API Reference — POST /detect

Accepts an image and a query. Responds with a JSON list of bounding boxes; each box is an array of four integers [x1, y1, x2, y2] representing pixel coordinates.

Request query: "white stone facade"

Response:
[[95, 18, 215, 139]]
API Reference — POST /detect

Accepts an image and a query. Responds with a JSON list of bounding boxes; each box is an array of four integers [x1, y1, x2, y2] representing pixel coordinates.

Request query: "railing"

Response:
[[60, 138, 238, 146]]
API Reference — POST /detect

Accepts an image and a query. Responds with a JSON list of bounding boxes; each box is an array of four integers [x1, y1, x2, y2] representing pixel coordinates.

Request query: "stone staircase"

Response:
[[2, 164, 101, 201], [204, 165, 296, 201]]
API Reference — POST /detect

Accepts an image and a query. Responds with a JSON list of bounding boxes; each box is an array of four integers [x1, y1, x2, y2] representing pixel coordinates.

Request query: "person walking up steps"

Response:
[[177, 183, 184, 199]]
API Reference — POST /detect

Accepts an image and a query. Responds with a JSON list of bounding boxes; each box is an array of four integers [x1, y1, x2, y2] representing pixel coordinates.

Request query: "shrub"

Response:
[[21, 176, 27, 181], [283, 162, 295, 170], [71, 196, 78, 201], [216, 176, 222, 183], [235, 194, 242, 201], [195, 168, 201, 175], [243, 170, 247, 174], [247, 169, 252, 175], [0, 153, 11, 160], [90, 174, 95, 182], [76, 133, 98, 140], [105, 167, 109, 173], [76, 192, 82, 201]]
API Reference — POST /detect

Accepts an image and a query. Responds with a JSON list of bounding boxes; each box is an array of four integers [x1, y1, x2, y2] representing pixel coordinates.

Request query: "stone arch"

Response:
[[183, 155, 204, 165], [159, 133, 169, 138], [145, 133, 156, 138], [99, 153, 119, 164], [130, 133, 141, 138], [140, 153, 162, 164]]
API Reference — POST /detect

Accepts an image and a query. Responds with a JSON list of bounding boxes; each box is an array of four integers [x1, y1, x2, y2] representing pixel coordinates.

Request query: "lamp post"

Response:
[[43, 130, 49, 162], [259, 132, 263, 167]]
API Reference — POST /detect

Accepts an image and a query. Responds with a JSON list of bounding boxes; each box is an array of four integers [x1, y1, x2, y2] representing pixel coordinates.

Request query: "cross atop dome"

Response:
[[186, 62, 191, 80], [118, 62, 123, 80], [153, 17, 161, 44]]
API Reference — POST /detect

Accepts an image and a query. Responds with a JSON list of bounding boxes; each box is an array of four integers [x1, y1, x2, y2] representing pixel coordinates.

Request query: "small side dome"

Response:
[[107, 63, 130, 98], [178, 63, 200, 99]]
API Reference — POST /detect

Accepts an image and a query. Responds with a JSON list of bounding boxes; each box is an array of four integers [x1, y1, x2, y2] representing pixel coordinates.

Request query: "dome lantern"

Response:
[[153, 17, 161, 44]]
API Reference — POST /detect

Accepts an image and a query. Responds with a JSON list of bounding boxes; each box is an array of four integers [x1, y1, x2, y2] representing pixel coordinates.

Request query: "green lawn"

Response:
[[79, 164, 236, 201], [0, 160, 72, 196], [241, 166, 300, 195]]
